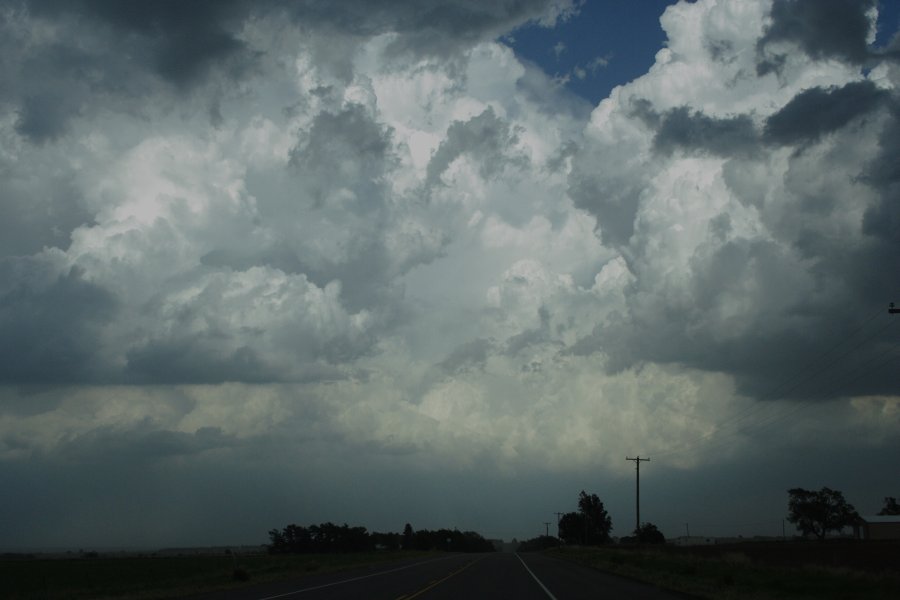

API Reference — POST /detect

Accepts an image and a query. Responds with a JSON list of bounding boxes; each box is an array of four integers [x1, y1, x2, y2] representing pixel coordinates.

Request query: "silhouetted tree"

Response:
[[557, 491, 612, 545], [267, 522, 493, 554], [409, 528, 495, 552], [401, 523, 415, 550], [787, 487, 859, 540], [878, 497, 900, 516], [634, 522, 665, 544], [558, 511, 585, 545], [516, 535, 557, 552], [578, 490, 613, 544], [268, 524, 312, 554], [268, 522, 372, 553], [372, 531, 401, 551]]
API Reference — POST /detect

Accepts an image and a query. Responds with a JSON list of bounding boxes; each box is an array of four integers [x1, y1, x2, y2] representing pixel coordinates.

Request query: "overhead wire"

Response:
[[646, 306, 898, 461], [647, 307, 889, 458]]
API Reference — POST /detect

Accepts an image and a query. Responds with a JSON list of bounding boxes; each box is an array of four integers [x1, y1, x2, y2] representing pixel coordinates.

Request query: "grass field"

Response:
[[1, 550, 433, 600], [549, 540, 900, 600]]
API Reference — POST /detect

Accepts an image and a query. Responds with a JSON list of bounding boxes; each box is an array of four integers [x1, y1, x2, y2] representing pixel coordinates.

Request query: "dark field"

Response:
[[551, 540, 900, 599], [1, 551, 433, 600], [8, 541, 900, 599], [673, 539, 900, 573]]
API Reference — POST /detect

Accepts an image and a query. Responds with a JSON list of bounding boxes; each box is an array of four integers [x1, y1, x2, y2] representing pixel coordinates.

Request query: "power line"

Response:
[[647, 308, 898, 460], [655, 333, 900, 463]]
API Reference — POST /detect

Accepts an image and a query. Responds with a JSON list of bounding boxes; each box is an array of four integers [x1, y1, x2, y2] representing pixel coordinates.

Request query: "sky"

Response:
[[2, 0, 900, 550]]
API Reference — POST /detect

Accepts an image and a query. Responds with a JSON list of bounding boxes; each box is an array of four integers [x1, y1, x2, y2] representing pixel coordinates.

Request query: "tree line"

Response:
[[267, 522, 495, 554], [268, 488, 898, 555], [520, 485, 898, 549]]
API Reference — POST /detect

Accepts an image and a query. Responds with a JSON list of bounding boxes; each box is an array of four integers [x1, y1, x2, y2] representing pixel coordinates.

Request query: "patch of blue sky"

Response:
[[506, 0, 900, 107], [874, 0, 900, 47], [504, 0, 680, 105]]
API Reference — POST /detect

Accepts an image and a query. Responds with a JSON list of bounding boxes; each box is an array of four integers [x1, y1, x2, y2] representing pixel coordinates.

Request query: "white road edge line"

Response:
[[255, 555, 460, 600], [515, 553, 559, 600]]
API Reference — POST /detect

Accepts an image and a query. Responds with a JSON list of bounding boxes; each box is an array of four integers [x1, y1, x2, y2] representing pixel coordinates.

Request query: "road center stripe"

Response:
[[399, 556, 484, 600], [515, 553, 559, 600]]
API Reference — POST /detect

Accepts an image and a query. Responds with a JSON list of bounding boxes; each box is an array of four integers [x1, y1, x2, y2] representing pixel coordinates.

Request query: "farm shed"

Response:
[[856, 515, 900, 540]]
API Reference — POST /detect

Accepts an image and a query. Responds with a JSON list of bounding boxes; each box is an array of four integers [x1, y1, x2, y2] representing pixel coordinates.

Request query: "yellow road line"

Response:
[[397, 556, 484, 600]]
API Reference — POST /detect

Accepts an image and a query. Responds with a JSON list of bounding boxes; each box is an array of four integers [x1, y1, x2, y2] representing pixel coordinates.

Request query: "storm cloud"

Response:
[[1, 0, 899, 549]]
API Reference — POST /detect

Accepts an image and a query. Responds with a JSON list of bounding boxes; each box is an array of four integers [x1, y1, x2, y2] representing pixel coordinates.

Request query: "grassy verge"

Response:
[[547, 545, 900, 600], [2, 551, 436, 600]]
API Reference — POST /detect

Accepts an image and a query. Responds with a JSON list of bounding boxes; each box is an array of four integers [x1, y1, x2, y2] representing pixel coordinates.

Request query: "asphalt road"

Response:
[[187, 552, 687, 599]]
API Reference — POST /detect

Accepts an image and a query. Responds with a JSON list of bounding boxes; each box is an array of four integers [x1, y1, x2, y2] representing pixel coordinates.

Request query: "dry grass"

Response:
[[549, 543, 900, 600], [1, 551, 435, 600]]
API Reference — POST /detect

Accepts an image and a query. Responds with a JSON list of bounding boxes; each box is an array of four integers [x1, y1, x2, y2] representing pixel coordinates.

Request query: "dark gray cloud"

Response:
[[1, 0, 566, 142], [567, 101, 653, 248], [61, 424, 240, 464], [25, 0, 254, 88], [757, 0, 876, 74], [0, 0, 258, 143], [125, 341, 277, 385], [568, 168, 644, 248], [504, 305, 552, 357], [281, 0, 565, 58], [439, 337, 495, 374], [290, 104, 396, 207], [764, 80, 890, 145], [632, 100, 760, 158], [0, 262, 115, 383], [0, 163, 92, 256], [861, 101, 900, 252], [285, 104, 433, 311], [426, 106, 526, 186], [14, 93, 79, 143], [864, 100, 900, 187]]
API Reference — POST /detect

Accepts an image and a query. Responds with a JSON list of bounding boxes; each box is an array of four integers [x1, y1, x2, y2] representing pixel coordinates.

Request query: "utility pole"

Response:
[[544, 522, 551, 537], [554, 511, 564, 547], [626, 456, 650, 534]]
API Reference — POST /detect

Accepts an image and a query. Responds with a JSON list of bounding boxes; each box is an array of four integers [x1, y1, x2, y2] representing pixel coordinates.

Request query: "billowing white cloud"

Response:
[[568, 0, 900, 401]]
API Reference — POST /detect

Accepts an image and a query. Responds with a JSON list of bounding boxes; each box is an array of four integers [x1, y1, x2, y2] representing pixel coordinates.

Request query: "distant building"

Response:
[[670, 535, 788, 546], [855, 516, 900, 540], [671, 536, 715, 546]]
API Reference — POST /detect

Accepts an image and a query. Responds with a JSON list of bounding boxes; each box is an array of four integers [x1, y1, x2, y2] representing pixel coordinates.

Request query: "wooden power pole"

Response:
[[626, 456, 650, 534]]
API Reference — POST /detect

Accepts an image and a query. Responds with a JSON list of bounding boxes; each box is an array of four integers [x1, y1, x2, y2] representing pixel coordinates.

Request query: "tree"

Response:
[[558, 491, 613, 545], [401, 523, 415, 550], [634, 522, 666, 544], [878, 497, 900, 516], [516, 535, 557, 552], [578, 490, 613, 544], [557, 511, 585, 545], [787, 487, 859, 540], [268, 522, 493, 554], [371, 531, 400, 550]]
